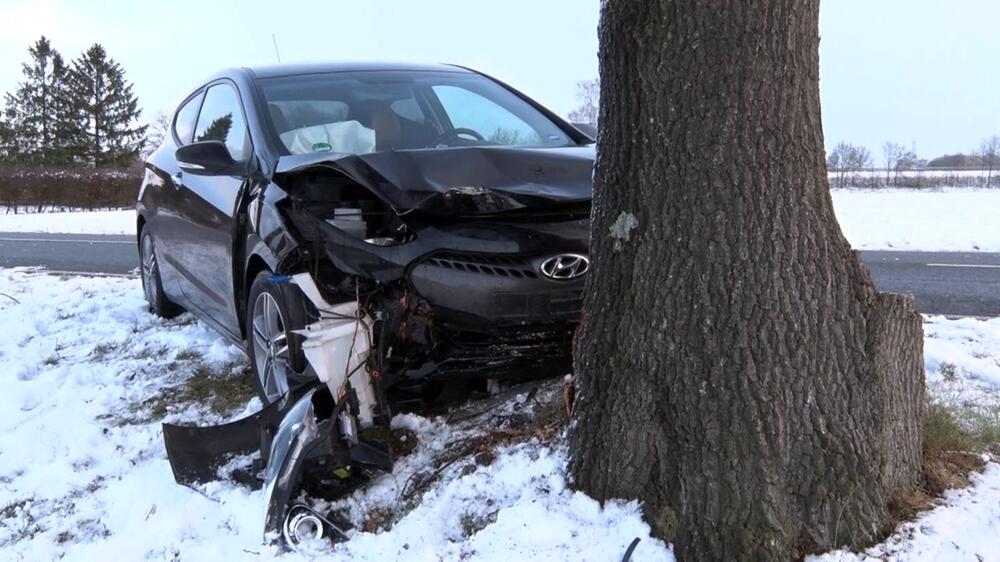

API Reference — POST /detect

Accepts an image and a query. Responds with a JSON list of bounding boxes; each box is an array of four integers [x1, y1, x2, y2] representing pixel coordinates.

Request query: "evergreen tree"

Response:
[[0, 116, 14, 163], [195, 114, 233, 143], [65, 44, 146, 167], [2, 36, 74, 165]]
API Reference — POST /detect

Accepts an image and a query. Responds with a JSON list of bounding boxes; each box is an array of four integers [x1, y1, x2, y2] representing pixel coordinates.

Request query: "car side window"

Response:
[[173, 92, 203, 145], [193, 83, 249, 161]]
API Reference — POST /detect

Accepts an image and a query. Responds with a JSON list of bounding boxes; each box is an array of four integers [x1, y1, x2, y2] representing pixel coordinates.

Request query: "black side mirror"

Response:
[[175, 141, 243, 176]]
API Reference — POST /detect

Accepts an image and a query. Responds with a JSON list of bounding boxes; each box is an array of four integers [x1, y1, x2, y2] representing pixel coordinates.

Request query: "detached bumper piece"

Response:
[[262, 386, 392, 547], [162, 273, 393, 552]]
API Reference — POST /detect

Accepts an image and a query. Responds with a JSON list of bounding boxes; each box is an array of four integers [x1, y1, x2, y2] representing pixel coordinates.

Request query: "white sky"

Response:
[[0, 0, 997, 159]]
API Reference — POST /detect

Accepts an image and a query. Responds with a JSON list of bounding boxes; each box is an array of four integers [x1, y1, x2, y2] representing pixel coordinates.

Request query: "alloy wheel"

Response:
[[141, 235, 159, 306], [252, 292, 290, 403]]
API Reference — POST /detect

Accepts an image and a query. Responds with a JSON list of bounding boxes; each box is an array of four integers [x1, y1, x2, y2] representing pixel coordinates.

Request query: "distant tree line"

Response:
[[827, 136, 1000, 188], [0, 37, 149, 212]]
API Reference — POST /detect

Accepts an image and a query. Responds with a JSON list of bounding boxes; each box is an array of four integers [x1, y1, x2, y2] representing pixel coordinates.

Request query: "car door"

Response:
[[169, 81, 252, 337], [150, 89, 204, 307]]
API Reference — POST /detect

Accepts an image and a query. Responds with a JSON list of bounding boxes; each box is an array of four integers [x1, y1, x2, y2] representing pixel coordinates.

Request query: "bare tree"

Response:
[[882, 142, 920, 187], [848, 144, 873, 171], [141, 111, 171, 159], [975, 135, 1000, 188], [570, 2, 924, 560], [883, 141, 904, 187], [828, 141, 871, 187], [567, 78, 599, 125]]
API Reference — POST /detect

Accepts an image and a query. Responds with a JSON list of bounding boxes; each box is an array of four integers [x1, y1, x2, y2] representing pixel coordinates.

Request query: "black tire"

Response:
[[140, 230, 183, 319], [245, 270, 312, 405]]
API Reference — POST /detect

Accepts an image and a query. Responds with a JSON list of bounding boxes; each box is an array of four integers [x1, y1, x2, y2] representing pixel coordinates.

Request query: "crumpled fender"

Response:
[[246, 181, 300, 273]]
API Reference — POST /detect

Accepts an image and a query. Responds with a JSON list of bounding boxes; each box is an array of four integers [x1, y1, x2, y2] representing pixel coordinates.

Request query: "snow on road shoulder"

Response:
[[0, 268, 670, 562], [831, 188, 1000, 252], [925, 315, 1000, 388], [0, 209, 135, 235], [3, 267, 1000, 561]]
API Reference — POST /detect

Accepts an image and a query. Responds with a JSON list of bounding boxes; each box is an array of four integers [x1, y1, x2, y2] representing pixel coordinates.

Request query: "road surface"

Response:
[[1, 232, 998, 317]]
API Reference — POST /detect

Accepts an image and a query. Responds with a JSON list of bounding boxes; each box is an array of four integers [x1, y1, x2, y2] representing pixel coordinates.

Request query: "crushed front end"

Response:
[[163, 145, 593, 550]]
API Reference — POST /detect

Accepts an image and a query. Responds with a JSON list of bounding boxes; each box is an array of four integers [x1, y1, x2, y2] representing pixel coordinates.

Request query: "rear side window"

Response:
[[173, 93, 203, 144], [194, 83, 249, 161]]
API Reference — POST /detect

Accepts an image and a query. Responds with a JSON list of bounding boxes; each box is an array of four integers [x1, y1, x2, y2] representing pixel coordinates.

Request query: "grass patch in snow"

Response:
[[131, 362, 256, 422], [885, 377, 999, 529], [905, 403, 988, 519], [924, 402, 977, 457], [0, 497, 41, 546]]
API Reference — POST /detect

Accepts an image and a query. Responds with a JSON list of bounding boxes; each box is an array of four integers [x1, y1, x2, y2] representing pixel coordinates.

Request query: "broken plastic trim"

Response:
[[262, 386, 321, 544], [290, 272, 379, 428]]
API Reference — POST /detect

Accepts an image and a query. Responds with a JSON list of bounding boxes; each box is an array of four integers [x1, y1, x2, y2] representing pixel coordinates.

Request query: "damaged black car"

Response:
[[136, 62, 594, 549]]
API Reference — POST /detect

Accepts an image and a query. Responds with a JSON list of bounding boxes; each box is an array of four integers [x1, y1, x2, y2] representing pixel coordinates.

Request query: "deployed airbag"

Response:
[[280, 120, 376, 155]]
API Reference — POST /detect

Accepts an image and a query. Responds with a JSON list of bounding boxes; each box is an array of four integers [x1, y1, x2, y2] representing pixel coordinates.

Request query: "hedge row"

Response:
[[0, 166, 142, 213]]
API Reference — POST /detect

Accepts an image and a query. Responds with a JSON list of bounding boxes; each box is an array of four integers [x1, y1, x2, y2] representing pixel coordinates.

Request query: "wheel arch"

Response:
[[239, 241, 278, 340], [136, 214, 147, 248]]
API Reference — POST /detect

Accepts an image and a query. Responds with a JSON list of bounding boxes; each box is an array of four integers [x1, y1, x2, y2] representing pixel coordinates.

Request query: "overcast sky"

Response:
[[1, 0, 997, 159]]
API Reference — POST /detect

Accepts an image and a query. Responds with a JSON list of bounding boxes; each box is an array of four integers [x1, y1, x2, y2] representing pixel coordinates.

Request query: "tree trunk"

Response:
[[569, 2, 925, 561]]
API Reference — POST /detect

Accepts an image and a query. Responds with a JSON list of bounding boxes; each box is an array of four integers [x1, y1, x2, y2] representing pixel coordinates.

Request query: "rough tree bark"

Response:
[[569, 2, 925, 561]]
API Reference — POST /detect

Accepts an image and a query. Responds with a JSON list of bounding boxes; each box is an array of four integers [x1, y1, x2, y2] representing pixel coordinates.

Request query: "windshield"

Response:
[[255, 70, 575, 155]]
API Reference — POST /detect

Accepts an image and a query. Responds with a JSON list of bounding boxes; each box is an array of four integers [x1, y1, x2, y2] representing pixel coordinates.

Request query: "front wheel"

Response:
[[246, 271, 311, 405]]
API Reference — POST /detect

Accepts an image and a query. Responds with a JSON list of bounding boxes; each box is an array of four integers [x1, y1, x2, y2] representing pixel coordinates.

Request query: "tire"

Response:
[[246, 270, 312, 405], [140, 230, 183, 319]]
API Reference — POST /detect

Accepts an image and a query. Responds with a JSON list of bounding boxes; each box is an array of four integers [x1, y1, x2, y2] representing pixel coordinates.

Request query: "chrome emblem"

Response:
[[540, 254, 590, 280]]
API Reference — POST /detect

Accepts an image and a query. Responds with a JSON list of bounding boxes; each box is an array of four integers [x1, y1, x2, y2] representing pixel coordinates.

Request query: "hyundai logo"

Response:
[[540, 254, 590, 280]]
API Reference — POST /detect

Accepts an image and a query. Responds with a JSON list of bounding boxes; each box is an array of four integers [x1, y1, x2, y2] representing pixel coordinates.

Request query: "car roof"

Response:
[[242, 61, 472, 79]]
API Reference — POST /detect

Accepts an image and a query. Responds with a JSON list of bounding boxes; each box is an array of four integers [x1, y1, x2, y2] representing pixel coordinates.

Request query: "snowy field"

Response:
[[830, 188, 1000, 252], [2, 189, 999, 255], [0, 268, 666, 562], [0, 208, 134, 235], [1, 267, 999, 561]]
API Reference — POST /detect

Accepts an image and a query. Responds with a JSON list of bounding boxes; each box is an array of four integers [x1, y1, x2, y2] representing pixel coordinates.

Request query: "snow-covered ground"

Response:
[[0, 268, 667, 562], [1, 267, 999, 561], [0, 208, 134, 235], [2, 189, 999, 254], [831, 188, 1000, 252]]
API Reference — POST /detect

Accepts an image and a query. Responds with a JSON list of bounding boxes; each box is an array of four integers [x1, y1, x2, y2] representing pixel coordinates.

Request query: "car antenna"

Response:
[[272, 33, 282, 64]]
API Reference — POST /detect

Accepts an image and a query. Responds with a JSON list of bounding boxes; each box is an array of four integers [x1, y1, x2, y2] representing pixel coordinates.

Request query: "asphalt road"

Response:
[[1, 232, 998, 317], [0, 232, 137, 275]]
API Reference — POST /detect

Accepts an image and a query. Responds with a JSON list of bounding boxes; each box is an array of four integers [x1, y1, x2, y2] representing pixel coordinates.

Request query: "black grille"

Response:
[[422, 252, 539, 279]]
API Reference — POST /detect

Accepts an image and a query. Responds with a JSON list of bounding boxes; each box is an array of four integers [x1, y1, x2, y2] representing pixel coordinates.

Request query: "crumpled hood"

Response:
[[274, 145, 595, 215]]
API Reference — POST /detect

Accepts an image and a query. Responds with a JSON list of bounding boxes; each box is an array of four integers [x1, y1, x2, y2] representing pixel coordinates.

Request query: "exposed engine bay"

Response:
[[162, 145, 593, 550]]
